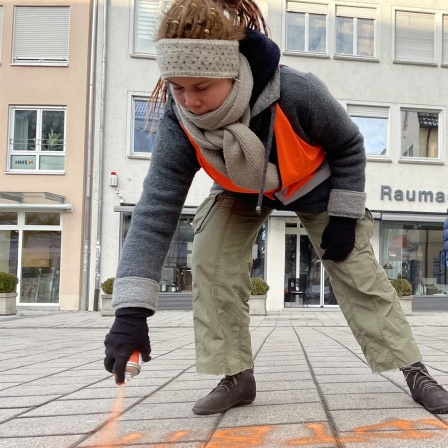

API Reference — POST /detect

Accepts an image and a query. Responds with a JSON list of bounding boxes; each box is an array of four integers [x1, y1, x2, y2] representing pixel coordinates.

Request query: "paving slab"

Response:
[[1, 308, 448, 447]]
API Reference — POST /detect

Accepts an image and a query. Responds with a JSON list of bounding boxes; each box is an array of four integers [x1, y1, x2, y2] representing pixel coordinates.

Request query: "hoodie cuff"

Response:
[[328, 189, 366, 219]]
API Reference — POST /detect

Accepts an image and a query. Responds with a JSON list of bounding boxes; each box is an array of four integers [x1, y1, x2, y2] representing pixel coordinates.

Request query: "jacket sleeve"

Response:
[[280, 68, 366, 219], [112, 105, 200, 314]]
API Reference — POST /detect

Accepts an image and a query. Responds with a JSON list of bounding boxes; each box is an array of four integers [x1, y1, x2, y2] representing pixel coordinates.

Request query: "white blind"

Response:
[[286, 2, 327, 15], [13, 6, 70, 62], [0, 7, 3, 60], [135, 0, 159, 54], [443, 15, 448, 64], [395, 10, 434, 63], [347, 105, 389, 118], [336, 6, 376, 20]]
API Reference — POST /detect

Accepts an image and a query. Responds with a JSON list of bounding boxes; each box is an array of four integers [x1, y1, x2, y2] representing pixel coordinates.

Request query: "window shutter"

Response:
[[13, 6, 70, 62], [286, 2, 327, 14], [0, 7, 3, 60], [443, 15, 448, 64], [135, 0, 159, 53], [395, 10, 434, 63], [347, 105, 389, 118], [335, 6, 376, 20]]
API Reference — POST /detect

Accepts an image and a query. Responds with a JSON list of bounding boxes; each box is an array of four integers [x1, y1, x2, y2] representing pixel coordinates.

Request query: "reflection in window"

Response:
[[381, 221, 445, 295], [401, 110, 439, 159], [20, 230, 61, 303], [285, 2, 327, 54], [131, 98, 161, 155], [0, 212, 18, 226], [348, 105, 389, 156], [336, 16, 374, 56], [351, 117, 387, 156], [335, 6, 376, 57], [9, 106, 66, 172], [25, 212, 60, 226]]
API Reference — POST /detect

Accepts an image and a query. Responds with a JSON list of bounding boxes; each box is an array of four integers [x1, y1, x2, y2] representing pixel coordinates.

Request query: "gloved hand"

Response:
[[320, 216, 357, 261], [104, 307, 152, 384]]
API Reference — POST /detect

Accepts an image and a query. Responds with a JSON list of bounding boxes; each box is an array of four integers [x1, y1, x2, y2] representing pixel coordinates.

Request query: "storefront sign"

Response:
[[381, 185, 446, 203]]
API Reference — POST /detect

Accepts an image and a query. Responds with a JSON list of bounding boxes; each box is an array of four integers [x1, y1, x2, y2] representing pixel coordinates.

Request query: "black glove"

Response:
[[320, 216, 357, 261], [104, 307, 152, 384]]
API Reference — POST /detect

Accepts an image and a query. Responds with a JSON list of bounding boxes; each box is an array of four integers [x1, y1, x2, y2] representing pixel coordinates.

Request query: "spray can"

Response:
[[124, 350, 142, 383]]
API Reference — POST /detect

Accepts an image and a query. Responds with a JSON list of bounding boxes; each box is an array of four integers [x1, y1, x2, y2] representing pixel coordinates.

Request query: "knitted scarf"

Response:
[[173, 54, 280, 192]]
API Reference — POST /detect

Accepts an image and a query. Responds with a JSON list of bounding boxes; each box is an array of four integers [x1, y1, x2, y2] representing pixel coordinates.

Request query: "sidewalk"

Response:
[[1, 308, 448, 447]]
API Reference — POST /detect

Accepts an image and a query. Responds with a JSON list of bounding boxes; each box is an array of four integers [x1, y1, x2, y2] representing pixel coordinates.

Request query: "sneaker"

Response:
[[401, 362, 448, 414], [192, 367, 256, 415]]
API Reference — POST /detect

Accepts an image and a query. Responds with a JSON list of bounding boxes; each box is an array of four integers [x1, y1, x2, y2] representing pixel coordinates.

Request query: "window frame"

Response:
[[334, 5, 377, 59], [12, 6, 70, 66], [347, 104, 390, 159], [394, 8, 436, 66], [127, 94, 161, 159], [8, 106, 67, 173], [284, 1, 328, 56], [131, 0, 159, 57]]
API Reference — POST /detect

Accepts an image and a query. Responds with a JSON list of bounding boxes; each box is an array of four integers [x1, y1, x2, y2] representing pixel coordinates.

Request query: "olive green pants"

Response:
[[192, 192, 421, 375]]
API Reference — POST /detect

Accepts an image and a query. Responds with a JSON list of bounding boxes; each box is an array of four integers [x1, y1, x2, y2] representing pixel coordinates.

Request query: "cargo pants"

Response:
[[191, 191, 421, 375]]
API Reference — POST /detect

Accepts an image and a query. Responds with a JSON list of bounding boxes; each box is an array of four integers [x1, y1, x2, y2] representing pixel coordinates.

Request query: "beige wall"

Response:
[[0, 0, 92, 309]]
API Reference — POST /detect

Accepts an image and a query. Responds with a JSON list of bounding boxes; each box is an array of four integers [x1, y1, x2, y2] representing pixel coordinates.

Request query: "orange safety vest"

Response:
[[184, 104, 326, 202]]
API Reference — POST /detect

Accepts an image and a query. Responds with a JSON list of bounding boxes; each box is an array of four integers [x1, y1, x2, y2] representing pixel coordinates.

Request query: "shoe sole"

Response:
[[417, 400, 448, 414], [192, 398, 255, 415]]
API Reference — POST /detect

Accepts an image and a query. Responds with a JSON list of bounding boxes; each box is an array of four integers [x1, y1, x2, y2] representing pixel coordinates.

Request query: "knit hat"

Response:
[[156, 39, 240, 79]]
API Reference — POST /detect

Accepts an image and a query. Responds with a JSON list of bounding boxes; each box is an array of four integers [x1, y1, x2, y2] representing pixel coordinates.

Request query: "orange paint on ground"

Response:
[[287, 422, 365, 446], [207, 425, 273, 448], [98, 385, 125, 447], [153, 430, 191, 447], [354, 419, 437, 439]]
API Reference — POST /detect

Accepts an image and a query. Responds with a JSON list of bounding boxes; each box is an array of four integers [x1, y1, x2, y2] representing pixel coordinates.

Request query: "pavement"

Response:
[[2, 308, 448, 447]]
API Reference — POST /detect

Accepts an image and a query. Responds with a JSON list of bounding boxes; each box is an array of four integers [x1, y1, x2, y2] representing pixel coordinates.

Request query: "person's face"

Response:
[[168, 77, 233, 116]]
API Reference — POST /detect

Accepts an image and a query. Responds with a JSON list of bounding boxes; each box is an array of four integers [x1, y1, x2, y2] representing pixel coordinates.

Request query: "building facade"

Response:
[[0, 0, 93, 310], [90, 0, 448, 312]]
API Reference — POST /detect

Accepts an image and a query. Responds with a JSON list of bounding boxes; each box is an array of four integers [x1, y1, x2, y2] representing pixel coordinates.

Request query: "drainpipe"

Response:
[[82, 0, 99, 310], [93, 0, 109, 311]]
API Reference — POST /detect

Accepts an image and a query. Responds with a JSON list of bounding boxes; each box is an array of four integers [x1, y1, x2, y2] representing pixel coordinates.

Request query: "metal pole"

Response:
[[93, 0, 109, 311], [82, 0, 98, 310]]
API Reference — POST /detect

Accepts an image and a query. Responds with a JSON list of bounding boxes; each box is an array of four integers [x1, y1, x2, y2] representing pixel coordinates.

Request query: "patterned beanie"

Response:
[[156, 39, 240, 79]]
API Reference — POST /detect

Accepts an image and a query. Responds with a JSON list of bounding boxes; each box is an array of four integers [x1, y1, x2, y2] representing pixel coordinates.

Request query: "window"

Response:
[[8, 107, 66, 172], [443, 15, 448, 65], [133, 0, 159, 55], [285, 2, 327, 54], [0, 6, 3, 62], [13, 6, 69, 65], [348, 105, 388, 157], [129, 97, 160, 157], [401, 109, 439, 159], [335, 5, 376, 57], [395, 10, 435, 64]]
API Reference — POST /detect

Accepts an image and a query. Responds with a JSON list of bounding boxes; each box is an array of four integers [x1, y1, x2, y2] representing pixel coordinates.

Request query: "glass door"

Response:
[[285, 221, 339, 307]]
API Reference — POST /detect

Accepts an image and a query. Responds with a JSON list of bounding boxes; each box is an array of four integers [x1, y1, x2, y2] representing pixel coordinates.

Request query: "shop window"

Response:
[[381, 221, 445, 295], [347, 105, 389, 157], [12, 6, 70, 65], [133, 0, 159, 55], [395, 10, 435, 64], [285, 2, 327, 54], [400, 109, 439, 159], [129, 97, 160, 157], [335, 5, 376, 57], [8, 107, 66, 172]]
